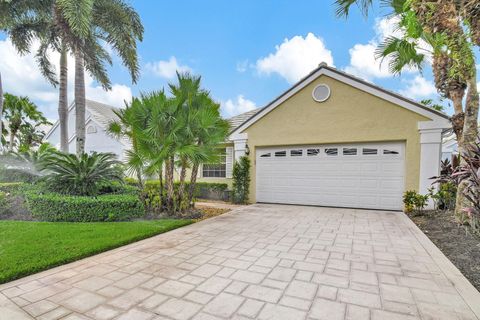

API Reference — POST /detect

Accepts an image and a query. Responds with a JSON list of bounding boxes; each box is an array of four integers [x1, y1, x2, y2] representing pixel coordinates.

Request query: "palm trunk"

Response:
[[165, 157, 175, 214], [59, 45, 69, 153], [187, 163, 199, 207], [0, 72, 3, 152], [74, 50, 86, 155], [455, 70, 479, 220], [177, 160, 187, 210]]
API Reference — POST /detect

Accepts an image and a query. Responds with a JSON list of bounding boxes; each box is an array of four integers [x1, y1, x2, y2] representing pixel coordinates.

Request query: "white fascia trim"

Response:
[[231, 67, 449, 135], [228, 132, 248, 142]]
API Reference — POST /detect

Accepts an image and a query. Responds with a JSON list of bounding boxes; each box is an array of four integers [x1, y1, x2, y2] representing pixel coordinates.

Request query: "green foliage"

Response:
[[41, 151, 124, 196], [428, 182, 457, 210], [141, 180, 229, 211], [0, 191, 8, 215], [25, 191, 144, 222], [232, 156, 251, 204], [0, 219, 192, 283], [0, 182, 24, 194], [0, 167, 38, 183], [403, 190, 429, 214]]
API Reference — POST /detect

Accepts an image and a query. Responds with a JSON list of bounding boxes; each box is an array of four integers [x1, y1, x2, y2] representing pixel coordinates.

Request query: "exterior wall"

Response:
[[242, 75, 430, 202], [46, 109, 128, 160]]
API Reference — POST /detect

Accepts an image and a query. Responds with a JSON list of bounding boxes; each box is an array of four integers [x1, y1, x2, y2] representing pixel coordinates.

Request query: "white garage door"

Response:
[[256, 142, 405, 210]]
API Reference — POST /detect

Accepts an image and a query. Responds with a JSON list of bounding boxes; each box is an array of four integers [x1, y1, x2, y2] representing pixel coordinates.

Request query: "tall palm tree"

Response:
[[55, 0, 143, 155]]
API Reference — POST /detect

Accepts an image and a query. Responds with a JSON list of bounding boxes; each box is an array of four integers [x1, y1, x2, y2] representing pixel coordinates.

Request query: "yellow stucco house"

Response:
[[201, 64, 450, 210]]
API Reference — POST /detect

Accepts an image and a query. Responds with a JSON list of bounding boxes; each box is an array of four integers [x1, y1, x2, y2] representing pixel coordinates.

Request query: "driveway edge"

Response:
[[400, 212, 480, 319], [0, 292, 33, 320]]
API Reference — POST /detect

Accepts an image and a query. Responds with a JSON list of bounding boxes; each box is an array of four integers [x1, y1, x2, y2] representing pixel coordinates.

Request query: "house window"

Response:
[[87, 125, 97, 134], [202, 151, 226, 178]]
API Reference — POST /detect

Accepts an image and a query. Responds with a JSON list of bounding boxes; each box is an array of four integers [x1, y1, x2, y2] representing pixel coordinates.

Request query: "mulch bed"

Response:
[[410, 210, 480, 291]]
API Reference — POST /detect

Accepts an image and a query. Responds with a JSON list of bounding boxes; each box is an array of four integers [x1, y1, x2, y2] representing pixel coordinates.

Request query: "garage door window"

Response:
[[260, 152, 271, 158], [275, 151, 287, 157], [290, 150, 303, 156], [362, 148, 378, 155], [383, 149, 400, 155], [307, 148, 320, 156], [343, 148, 357, 156], [325, 148, 338, 156]]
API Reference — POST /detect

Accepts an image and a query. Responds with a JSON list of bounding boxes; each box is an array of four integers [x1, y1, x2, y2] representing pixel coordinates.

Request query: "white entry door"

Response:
[[256, 142, 405, 210]]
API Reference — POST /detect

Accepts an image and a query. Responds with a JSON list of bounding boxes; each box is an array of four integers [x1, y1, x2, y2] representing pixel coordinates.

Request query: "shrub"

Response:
[[0, 191, 8, 215], [429, 182, 457, 210], [141, 181, 229, 211], [232, 156, 250, 204], [0, 182, 24, 194], [41, 152, 124, 196], [25, 191, 144, 222], [403, 190, 429, 214]]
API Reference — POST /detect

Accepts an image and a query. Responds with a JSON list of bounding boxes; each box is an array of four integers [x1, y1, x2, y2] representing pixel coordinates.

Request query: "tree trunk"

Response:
[[74, 50, 86, 155], [177, 160, 187, 210], [455, 70, 479, 220], [187, 163, 199, 207], [59, 45, 69, 153], [165, 157, 175, 214], [0, 71, 3, 152]]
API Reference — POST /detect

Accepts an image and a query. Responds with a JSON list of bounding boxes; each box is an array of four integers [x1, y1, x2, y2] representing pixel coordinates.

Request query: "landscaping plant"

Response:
[[403, 190, 429, 215], [41, 151, 124, 196], [232, 156, 251, 204]]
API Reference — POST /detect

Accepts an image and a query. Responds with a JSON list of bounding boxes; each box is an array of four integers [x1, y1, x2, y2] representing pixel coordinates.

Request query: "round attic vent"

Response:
[[312, 84, 331, 102]]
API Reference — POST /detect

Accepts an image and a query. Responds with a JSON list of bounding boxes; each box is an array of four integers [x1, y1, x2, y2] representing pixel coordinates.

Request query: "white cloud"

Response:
[[145, 56, 192, 79], [399, 75, 437, 99], [0, 38, 132, 120], [221, 95, 257, 117], [256, 33, 334, 84], [345, 17, 430, 81]]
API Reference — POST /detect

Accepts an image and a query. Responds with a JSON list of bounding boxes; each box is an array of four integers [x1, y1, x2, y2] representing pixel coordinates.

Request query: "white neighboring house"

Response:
[[45, 100, 130, 160]]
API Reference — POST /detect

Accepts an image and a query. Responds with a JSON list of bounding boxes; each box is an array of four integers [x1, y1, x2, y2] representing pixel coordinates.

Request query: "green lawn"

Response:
[[0, 219, 193, 284]]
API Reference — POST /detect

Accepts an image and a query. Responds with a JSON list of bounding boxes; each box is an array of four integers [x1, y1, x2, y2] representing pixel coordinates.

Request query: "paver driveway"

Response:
[[1, 204, 480, 320]]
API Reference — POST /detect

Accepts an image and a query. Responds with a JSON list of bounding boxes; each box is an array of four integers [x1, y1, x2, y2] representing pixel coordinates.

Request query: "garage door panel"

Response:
[[256, 142, 405, 210]]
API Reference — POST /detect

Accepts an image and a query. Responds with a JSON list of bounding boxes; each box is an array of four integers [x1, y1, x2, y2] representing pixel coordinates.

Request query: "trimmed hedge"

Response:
[[25, 191, 145, 222], [0, 182, 24, 194]]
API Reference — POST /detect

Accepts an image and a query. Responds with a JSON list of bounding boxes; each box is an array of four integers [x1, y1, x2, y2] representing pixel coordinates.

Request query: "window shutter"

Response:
[[226, 147, 233, 178], [197, 164, 203, 178]]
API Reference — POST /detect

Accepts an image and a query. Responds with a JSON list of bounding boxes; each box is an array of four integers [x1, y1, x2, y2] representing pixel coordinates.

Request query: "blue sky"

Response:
[[1, 1, 478, 120]]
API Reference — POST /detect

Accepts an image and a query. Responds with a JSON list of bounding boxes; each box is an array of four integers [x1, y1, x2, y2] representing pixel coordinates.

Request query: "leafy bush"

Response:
[[0, 182, 24, 194], [0, 191, 8, 215], [141, 180, 229, 212], [429, 182, 457, 210], [0, 168, 39, 183], [403, 190, 429, 214], [25, 191, 144, 222], [454, 142, 480, 231], [232, 156, 250, 204], [41, 152, 124, 196]]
